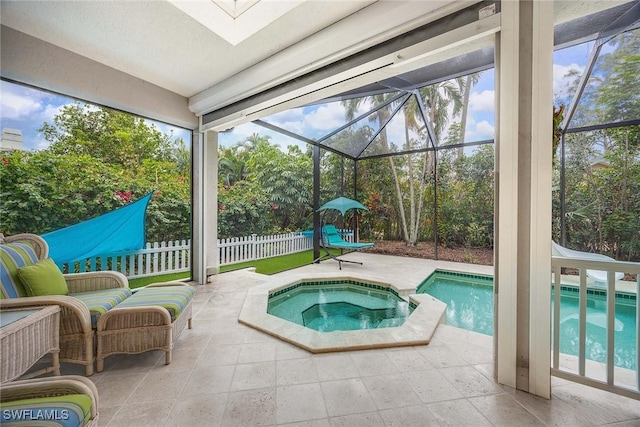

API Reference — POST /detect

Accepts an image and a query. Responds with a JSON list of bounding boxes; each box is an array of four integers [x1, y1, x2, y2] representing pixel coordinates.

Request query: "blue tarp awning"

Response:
[[42, 192, 153, 264]]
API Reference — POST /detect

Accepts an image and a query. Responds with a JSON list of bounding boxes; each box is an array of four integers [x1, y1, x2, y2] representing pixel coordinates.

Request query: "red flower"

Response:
[[1, 157, 7, 165], [114, 190, 133, 203], [218, 203, 226, 211], [271, 204, 279, 210]]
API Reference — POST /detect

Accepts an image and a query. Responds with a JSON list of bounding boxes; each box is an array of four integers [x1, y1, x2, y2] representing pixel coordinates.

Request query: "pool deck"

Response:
[[35, 252, 639, 426]]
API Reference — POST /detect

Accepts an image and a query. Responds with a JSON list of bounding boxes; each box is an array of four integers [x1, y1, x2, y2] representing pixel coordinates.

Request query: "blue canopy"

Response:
[[42, 192, 153, 264], [317, 197, 368, 216]]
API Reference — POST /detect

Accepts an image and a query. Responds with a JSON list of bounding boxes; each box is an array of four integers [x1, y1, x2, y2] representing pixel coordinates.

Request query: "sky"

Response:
[[218, 41, 593, 152], [1, 41, 594, 153], [0, 81, 192, 151]]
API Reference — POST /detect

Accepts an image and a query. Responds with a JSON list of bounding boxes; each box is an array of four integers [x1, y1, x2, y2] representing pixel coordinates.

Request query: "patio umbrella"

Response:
[[317, 196, 368, 216]]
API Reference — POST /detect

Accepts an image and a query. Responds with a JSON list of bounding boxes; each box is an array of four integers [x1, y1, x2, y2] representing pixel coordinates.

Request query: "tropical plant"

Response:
[[1, 105, 190, 242]]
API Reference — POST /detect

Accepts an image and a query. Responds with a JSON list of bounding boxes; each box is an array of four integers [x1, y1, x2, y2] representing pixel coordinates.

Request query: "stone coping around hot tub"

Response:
[[238, 273, 447, 353], [249, 271, 418, 297]]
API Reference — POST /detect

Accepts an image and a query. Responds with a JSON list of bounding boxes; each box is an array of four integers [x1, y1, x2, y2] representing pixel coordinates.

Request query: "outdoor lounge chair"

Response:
[[319, 224, 374, 269], [0, 375, 99, 426], [552, 241, 625, 283], [1, 233, 130, 376]]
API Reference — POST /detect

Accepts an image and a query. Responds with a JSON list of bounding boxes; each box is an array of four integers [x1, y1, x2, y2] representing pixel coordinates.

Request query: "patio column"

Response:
[[494, 0, 553, 398], [192, 130, 219, 284]]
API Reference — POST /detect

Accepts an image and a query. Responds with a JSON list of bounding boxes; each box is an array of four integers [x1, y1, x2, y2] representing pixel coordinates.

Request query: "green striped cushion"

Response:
[[0, 394, 92, 426], [117, 286, 195, 321], [71, 288, 132, 327], [1, 242, 39, 299]]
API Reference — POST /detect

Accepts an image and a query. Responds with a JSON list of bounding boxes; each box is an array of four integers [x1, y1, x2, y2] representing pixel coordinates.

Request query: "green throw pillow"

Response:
[[18, 258, 69, 296]]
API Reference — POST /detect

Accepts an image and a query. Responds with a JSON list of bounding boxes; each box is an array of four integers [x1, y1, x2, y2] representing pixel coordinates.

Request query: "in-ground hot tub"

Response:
[[239, 273, 446, 352], [268, 279, 413, 332]]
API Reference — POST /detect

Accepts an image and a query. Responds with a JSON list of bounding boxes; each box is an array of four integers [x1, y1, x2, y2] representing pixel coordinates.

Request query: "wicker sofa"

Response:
[[1, 233, 131, 376], [0, 375, 99, 426]]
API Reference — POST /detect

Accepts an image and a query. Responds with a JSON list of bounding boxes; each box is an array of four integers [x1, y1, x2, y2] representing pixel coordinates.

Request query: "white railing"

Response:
[[551, 256, 640, 400], [61, 230, 354, 278]]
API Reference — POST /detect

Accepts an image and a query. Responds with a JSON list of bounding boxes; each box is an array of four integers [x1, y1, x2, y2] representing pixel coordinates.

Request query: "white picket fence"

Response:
[[61, 230, 354, 278], [218, 233, 313, 265], [62, 240, 191, 279]]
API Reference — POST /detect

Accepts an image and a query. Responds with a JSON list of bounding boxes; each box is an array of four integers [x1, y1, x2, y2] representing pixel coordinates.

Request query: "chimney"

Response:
[[0, 128, 24, 151]]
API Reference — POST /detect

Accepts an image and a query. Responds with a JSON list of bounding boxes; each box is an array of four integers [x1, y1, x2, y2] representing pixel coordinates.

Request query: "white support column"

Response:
[[204, 130, 219, 277], [495, 0, 553, 398], [192, 130, 206, 284], [527, 0, 554, 398], [191, 129, 220, 284]]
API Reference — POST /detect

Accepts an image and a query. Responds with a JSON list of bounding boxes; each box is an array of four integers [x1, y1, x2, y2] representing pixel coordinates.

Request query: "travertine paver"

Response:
[[29, 253, 640, 426]]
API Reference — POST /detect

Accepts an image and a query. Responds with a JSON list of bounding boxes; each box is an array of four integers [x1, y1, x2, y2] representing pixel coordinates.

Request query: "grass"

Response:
[[128, 272, 191, 289], [127, 248, 343, 288]]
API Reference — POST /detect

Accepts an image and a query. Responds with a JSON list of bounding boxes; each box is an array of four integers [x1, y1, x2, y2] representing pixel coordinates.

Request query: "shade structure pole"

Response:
[[411, 88, 439, 259], [560, 133, 566, 246], [354, 160, 359, 243], [313, 145, 321, 262], [433, 150, 438, 260], [341, 156, 345, 197]]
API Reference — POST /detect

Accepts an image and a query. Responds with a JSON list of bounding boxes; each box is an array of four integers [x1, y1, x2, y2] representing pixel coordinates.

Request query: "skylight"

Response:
[[168, 0, 306, 45]]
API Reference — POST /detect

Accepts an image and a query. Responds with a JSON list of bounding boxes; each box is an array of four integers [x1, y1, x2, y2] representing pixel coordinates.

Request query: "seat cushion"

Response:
[[0, 394, 92, 426], [71, 288, 133, 327], [116, 286, 195, 322], [0, 242, 39, 299], [18, 258, 69, 297]]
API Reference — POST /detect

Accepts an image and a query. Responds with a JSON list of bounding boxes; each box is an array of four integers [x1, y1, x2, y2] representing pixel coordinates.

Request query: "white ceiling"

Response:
[[0, 0, 377, 98], [0, 0, 631, 122], [0, 0, 477, 115]]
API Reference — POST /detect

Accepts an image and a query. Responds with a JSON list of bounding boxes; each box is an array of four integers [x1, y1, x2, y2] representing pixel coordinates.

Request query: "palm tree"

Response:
[[218, 146, 248, 185], [457, 73, 481, 157], [397, 79, 465, 245], [342, 79, 466, 246], [342, 94, 410, 243]]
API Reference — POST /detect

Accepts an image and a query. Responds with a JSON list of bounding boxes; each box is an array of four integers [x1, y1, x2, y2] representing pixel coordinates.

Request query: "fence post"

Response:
[[251, 234, 257, 261]]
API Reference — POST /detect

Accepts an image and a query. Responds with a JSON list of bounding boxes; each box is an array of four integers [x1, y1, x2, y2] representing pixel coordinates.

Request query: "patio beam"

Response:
[[253, 119, 356, 161], [313, 145, 321, 262], [357, 139, 493, 161]]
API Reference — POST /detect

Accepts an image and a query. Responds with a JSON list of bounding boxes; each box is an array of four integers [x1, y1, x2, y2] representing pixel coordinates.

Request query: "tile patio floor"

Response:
[[54, 253, 640, 426]]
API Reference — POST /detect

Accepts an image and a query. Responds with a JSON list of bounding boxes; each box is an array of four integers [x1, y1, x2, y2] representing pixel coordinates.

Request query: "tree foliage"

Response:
[[216, 135, 313, 237], [1, 104, 190, 242]]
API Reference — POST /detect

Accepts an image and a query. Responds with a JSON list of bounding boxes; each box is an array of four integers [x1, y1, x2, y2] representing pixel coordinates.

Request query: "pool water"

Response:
[[417, 271, 638, 370], [268, 281, 411, 332]]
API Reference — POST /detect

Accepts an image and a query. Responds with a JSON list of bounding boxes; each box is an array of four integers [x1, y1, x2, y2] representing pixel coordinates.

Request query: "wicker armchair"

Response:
[[0, 375, 99, 426], [0, 233, 129, 376]]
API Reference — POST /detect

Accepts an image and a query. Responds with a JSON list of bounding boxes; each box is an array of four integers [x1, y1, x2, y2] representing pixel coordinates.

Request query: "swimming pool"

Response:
[[417, 270, 638, 370], [268, 280, 412, 332]]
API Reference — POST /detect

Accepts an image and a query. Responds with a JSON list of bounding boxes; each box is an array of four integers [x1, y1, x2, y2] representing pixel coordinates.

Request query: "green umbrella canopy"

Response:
[[317, 197, 368, 216]]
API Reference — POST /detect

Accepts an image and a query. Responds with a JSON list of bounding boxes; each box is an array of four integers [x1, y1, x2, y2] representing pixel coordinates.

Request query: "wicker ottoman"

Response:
[[95, 283, 195, 372]]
